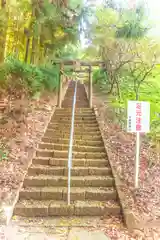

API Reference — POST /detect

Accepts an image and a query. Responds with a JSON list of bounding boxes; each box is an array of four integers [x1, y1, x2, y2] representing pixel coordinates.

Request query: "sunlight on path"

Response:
[[0, 225, 111, 240]]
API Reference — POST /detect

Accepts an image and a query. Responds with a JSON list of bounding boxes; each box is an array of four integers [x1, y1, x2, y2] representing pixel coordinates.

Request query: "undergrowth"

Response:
[[0, 56, 61, 99]]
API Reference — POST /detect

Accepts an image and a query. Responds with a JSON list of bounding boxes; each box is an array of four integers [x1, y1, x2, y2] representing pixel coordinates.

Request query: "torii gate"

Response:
[[52, 60, 104, 108]]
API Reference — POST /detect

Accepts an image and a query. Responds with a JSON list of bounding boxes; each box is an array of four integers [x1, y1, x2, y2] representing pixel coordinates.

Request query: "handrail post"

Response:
[[68, 80, 78, 205]]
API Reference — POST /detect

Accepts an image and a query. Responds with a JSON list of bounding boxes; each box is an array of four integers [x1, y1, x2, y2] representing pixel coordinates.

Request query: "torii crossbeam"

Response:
[[52, 60, 105, 108]]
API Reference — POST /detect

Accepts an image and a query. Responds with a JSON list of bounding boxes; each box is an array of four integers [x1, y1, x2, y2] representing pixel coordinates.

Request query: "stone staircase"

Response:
[[13, 81, 121, 218]]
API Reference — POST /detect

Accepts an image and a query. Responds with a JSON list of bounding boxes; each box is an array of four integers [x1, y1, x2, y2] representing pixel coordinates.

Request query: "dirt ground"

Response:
[[0, 93, 57, 208]]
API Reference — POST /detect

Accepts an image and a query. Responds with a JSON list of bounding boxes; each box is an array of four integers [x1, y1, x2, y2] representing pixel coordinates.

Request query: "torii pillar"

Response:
[[57, 63, 63, 108], [88, 65, 92, 108]]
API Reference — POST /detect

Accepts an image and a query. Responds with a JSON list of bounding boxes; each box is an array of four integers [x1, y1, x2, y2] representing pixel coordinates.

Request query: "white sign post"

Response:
[[127, 101, 150, 188]]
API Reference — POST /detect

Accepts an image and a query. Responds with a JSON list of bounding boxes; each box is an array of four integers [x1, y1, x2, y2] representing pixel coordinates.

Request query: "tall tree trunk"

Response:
[[0, 0, 7, 63], [30, 37, 36, 64], [38, 36, 43, 64], [108, 82, 114, 94], [14, 19, 20, 59], [115, 80, 121, 100], [30, 1, 37, 64], [1, 0, 6, 8], [24, 37, 30, 62], [44, 46, 47, 58]]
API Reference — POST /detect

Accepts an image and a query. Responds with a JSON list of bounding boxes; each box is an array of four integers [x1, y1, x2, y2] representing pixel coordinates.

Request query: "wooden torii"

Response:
[[52, 60, 104, 108]]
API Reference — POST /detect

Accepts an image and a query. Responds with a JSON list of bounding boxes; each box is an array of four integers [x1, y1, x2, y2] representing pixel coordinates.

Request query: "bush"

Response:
[[93, 68, 108, 86], [0, 56, 60, 98]]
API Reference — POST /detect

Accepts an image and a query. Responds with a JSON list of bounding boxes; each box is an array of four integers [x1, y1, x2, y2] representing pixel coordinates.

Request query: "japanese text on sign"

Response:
[[136, 103, 142, 131], [127, 101, 150, 133]]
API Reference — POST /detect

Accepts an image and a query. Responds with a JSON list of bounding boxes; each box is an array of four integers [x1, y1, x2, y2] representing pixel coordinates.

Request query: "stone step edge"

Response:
[[14, 200, 121, 217], [38, 142, 105, 150], [41, 137, 103, 145], [46, 129, 101, 135], [23, 175, 114, 187], [24, 175, 114, 181], [28, 165, 111, 175], [36, 149, 106, 155], [36, 150, 107, 159], [32, 157, 109, 164], [53, 114, 95, 117], [20, 186, 116, 192], [52, 115, 96, 118], [54, 108, 94, 111], [51, 119, 97, 122], [52, 117, 96, 121], [48, 124, 99, 129], [48, 125, 99, 129], [43, 135, 102, 141], [49, 122, 98, 125], [19, 186, 117, 200]]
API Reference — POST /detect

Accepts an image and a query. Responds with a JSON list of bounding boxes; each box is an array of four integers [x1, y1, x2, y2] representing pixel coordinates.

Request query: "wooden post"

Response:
[[57, 63, 63, 108], [88, 65, 92, 108]]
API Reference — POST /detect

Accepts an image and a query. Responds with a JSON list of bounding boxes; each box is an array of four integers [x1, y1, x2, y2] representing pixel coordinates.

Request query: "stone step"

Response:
[[48, 122, 99, 128], [38, 142, 105, 153], [44, 132, 102, 141], [41, 137, 103, 147], [55, 108, 94, 113], [62, 106, 90, 108], [63, 98, 88, 100], [32, 157, 109, 167], [49, 122, 99, 128], [64, 95, 87, 98], [63, 101, 88, 104], [52, 116, 96, 121], [19, 187, 117, 201], [53, 113, 95, 117], [63, 99, 88, 102], [51, 119, 97, 124], [72, 103, 89, 106], [63, 97, 88, 100], [62, 100, 88, 102], [23, 175, 114, 187], [54, 111, 95, 115], [64, 100, 88, 102], [45, 129, 101, 136], [28, 165, 112, 176], [62, 104, 89, 108], [36, 149, 107, 159], [14, 200, 121, 217], [63, 104, 89, 106], [48, 125, 100, 132]]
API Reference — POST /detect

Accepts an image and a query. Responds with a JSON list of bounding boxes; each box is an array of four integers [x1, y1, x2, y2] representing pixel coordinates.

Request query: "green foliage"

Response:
[[92, 69, 108, 85], [116, 7, 148, 39], [83, 0, 160, 144], [0, 56, 60, 97], [93, 67, 160, 140], [34, 0, 83, 56], [39, 65, 60, 91], [116, 22, 147, 39]]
